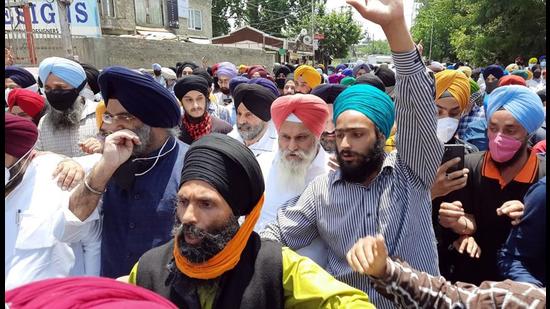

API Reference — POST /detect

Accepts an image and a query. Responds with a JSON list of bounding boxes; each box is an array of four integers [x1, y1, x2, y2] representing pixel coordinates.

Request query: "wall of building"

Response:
[[70, 36, 272, 70], [100, 0, 137, 35]]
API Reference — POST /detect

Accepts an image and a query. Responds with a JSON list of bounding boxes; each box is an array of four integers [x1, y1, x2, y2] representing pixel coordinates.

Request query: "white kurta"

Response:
[[5, 153, 101, 290], [228, 121, 278, 157], [256, 147, 331, 267]]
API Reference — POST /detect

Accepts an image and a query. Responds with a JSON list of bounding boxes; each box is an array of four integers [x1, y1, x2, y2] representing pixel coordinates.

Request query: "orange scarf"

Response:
[[173, 194, 264, 279]]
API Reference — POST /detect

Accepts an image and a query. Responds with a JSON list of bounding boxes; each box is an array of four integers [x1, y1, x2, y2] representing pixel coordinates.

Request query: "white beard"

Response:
[[273, 142, 318, 194]]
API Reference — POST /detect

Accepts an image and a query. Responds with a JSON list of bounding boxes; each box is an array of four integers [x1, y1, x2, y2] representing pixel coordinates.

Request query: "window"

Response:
[[187, 9, 202, 31], [100, 0, 116, 18]]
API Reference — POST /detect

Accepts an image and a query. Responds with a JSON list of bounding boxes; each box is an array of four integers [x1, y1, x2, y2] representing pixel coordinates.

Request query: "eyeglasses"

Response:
[[102, 113, 136, 124]]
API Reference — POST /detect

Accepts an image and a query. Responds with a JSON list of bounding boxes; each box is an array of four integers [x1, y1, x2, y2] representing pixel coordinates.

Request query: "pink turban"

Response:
[[5, 276, 178, 309], [271, 94, 329, 138]]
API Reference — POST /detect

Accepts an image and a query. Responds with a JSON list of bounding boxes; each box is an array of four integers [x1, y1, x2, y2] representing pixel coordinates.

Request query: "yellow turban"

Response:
[[529, 57, 538, 64], [95, 100, 106, 130], [435, 70, 471, 113], [294, 65, 322, 88], [457, 66, 472, 78], [506, 63, 519, 72]]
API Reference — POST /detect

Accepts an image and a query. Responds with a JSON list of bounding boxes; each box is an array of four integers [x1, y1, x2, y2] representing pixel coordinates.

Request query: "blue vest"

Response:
[[100, 138, 188, 278]]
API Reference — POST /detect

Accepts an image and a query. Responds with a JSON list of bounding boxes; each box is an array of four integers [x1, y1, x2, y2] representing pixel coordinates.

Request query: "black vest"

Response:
[[136, 233, 284, 309]]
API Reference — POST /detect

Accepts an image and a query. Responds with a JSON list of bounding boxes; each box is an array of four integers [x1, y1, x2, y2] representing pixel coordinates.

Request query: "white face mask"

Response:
[[4, 148, 33, 187], [529, 64, 535, 69], [437, 117, 460, 143], [541, 61, 546, 69], [5, 167, 10, 186], [80, 87, 96, 101], [5, 88, 13, 104]]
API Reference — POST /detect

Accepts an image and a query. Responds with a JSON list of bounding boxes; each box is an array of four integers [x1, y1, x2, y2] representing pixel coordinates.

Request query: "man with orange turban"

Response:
[[127, 134, 373, 308], [294, 64, 322, 93], [6, 88, 47, 125]]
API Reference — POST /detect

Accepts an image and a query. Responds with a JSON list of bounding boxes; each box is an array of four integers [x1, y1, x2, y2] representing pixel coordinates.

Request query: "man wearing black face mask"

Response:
[[274, 65, 291, 96], [36, 57, 98, 157]]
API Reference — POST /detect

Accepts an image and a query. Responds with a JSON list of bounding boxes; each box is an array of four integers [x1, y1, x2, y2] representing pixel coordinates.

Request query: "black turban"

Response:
[[311, 84, 348, 104], [176, 61, 199, 77], [180, 134, 264, 216], [275, 66, 291, 78], [355, 74, 386, 92], [483, 65, 504, 80], [233, 83, 277, 122], [98, 66, 181, 128], [192, 67, 213, 87], [174, 75, 210, 101], [80, 63, 101, 94], [5, 66, 36, 88], [374, 67, 396, 87]]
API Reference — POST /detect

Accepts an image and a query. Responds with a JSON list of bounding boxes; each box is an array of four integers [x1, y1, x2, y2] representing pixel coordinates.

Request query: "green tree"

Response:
[[356, 40, 391, 56]]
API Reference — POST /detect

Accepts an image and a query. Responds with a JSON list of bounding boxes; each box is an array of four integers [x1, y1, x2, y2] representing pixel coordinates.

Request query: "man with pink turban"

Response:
[[255, 93, 330, 266]]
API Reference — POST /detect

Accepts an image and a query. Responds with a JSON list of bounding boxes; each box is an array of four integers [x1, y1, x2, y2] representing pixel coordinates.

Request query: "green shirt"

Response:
[[128, 247, 374, 308]]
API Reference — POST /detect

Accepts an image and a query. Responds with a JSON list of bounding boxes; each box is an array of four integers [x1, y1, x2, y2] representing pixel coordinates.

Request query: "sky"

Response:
[[325, 0, 417, 41]]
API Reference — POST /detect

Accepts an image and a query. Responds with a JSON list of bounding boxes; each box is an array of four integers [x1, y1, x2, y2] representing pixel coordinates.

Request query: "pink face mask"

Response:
[[488, 131, 523, 163]]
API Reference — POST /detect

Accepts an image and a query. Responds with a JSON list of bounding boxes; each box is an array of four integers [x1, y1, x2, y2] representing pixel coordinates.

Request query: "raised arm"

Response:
[[348, 0, 443, 189]]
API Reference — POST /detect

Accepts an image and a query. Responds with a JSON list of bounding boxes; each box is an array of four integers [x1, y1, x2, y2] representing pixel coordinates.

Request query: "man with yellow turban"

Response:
[[457, 66, 472, 78], [294, 64, 322, 94]]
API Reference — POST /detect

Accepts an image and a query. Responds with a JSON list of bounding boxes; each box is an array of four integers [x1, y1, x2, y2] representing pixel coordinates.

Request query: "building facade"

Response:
[[99, 0, 212, 39]]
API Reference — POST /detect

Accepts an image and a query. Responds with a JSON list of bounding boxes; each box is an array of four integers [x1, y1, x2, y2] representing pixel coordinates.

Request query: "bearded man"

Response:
[[36, 57, 98, 157], [126, 134, 374, 308]]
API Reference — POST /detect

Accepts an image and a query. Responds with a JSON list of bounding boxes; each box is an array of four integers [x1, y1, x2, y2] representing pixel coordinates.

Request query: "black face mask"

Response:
[[154, 70, 161, 76], [275, 78, 286, 89], [45, 82, 86, 111]]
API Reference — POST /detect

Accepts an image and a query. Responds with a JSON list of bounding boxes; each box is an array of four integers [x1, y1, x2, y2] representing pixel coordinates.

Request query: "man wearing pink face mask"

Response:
[[438, 85, 546, 285]]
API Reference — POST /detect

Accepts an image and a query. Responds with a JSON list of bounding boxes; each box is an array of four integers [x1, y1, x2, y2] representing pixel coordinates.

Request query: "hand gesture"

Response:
[[431, 158, 469, 199], [53, 159, 85, 191], [346, 0, 405, 28], [101, 129, 142, 170], [438, 201, 465, 229], [346, 234, 388, 278], [453, 235, 481, 258], [79, 137, 104, 154], [416, 40, 424, 55], [496, 200, 524, 225]]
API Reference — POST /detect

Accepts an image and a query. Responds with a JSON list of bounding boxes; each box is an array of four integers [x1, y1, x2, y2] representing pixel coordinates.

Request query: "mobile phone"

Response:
[[441, 144, 464, 173]]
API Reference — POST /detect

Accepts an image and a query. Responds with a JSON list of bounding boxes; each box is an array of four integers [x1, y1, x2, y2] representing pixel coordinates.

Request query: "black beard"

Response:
[[336, 137, 385, 183], [176, 216, 239, 264], [493, 139, 528, 169], [49, 97, 84, 129]]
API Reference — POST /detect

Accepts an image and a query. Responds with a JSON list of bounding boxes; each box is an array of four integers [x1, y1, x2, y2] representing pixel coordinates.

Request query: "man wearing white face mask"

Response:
[[5, 113, 102, 290]]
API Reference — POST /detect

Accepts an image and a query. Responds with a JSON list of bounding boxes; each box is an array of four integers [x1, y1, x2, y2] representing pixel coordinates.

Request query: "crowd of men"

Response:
[[4, 0, 546, 307]]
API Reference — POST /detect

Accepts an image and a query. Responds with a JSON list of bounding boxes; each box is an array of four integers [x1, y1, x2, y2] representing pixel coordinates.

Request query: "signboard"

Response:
[[5, 0, 102, 37], [278, 48, 286, 56], [166, 0, 179, 28], [177, 0, 188, 18]]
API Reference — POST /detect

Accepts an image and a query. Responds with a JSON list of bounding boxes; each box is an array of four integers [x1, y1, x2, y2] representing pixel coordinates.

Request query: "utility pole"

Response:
[[57, 0, 74, 58], [428, 21, 433, 61], [311, 0, 315, 66]]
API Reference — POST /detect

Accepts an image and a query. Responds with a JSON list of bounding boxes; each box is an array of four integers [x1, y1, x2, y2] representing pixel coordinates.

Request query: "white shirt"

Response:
[[255, 147, 330, 267], [228, 121, 278, 157], [5, 153, 101, 290]]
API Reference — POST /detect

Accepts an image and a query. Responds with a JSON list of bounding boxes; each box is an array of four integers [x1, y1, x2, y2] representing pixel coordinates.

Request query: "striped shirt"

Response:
[[261, 49, 444, 308], [371, 258, 546, 308]]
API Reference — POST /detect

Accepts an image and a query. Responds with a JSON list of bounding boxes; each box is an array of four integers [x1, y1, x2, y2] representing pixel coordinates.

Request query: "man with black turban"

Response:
[[67, 66, 190, 279], [274, 65, 292, 95], [228, 83, 279, 156], [127, 133, 374, 308], [176, 61, 199, 78], [5, 66, 38, 92], [79, 62, 102, 102], [192, 67, 233, 125], [311, 84, 348, 153], [174, 75, 232, 144]]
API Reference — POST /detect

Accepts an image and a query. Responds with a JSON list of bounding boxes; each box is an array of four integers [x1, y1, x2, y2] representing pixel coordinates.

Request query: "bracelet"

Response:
[[83, 177, 105, 195]]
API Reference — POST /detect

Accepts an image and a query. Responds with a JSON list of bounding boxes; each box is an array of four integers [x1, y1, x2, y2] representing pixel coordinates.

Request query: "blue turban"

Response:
[[352, 63, 370, 77], [336, 64, 347, 72], [486, 85, 545, 134], [216, 62, 237, 79], [333, 84, 395, 138], [248, 78, 279, 97], [483, 65, 504, 80], [38, 57, 86, 89], [229, 76, 249, 96], [5, 66, 36, 88], [342, 68, 353, 77], [98, 66, 181, 128]]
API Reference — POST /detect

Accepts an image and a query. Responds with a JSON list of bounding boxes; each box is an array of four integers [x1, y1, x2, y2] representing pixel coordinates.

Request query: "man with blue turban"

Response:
[[66, 66, 190, 279], [261, 0, 445, 306], [440, 85, 546, 285], [35, 57, 99, 157]]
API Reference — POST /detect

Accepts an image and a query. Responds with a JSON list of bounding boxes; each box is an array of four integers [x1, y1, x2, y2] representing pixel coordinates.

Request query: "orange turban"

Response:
[[498, 75, 527, 87], [294, 65, 322, 89], [271, 94, 329, 138], [435, 70, 471, 113], [95, 100, 106, 130]]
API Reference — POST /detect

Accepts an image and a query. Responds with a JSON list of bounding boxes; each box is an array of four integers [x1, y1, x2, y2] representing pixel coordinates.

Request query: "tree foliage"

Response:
[[411, 0, 546, 66], [356, 40, 391, 56]]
